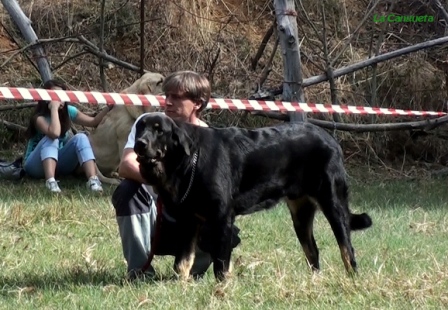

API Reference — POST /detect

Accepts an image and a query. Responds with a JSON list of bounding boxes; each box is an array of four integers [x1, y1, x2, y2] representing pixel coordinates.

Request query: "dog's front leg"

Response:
[[173, 220, 199, 281], [210, 220, 234, 281]]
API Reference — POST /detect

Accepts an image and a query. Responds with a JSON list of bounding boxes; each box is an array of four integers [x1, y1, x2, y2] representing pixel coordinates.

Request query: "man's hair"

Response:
[[162, 71, 211, 112]]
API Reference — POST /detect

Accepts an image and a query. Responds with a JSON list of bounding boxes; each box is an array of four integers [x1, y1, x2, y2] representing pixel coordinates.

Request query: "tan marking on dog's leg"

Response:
[[339, 245, 354, 273], [176, 251, 196, 281], [221, 261, 233, 280], [174, 234, 198, 281]]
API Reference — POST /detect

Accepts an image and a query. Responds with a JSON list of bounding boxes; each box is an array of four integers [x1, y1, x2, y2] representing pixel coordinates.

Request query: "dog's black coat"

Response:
[[134, 113, 372, 280]]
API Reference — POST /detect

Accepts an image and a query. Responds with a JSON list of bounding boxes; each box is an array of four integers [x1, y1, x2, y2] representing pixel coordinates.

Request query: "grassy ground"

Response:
[[1, 172, 448, 309]]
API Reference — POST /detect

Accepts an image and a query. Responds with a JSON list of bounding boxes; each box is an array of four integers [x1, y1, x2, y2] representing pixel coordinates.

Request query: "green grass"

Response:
[[1, 174, 448, 309]]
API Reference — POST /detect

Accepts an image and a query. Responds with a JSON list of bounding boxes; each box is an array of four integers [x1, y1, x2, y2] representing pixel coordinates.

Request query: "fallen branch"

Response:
[[250, 111, 448, 132], [0, 103, 37, 111], [0, 119, 27, 132]]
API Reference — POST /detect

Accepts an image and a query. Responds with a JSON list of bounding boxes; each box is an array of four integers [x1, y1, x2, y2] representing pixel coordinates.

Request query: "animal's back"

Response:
[[188, 122, 343, 215]]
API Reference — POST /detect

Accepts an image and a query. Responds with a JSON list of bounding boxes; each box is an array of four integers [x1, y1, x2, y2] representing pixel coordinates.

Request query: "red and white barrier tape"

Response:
[[0, 87, 445, 116]]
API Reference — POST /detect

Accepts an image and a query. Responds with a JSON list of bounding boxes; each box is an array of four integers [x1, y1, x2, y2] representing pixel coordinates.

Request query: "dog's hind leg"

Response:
[[285, 197, 320, 271], [314, 175, 358, 274]]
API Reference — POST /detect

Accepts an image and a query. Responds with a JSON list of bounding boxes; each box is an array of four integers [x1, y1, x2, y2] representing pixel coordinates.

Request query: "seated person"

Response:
[[24, 79, 113, 193], [112, 70, 240, 279]]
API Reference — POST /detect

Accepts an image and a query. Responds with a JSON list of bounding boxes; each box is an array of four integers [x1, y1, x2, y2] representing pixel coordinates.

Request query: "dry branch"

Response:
[[0, 103, 36, 111], [139, 0, 145, 76], [320, 2, 340, 123], [0, 119, 27, 132], [258, 37, 279, 88], [329, 0, 381, 67], [251, 21, 275, 71], [304, 36, 448, 87], [73, 36, 144, 73], [1, 36, 145, 74], [431, 0, 448, 24], [250, 111, 448, 133], [99, 0, 108, 91]]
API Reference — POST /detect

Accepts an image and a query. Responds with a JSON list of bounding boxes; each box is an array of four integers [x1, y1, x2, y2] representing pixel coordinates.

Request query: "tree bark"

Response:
[[274, 0, 306, 122], [1, 0, 52, 82]]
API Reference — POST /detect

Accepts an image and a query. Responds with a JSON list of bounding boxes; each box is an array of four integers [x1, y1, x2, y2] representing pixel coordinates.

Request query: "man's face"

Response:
[[164, 91, 199, 122]]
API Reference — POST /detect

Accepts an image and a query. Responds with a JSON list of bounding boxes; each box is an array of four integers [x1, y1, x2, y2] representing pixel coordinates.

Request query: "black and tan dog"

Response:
[[134, 112, 372, 281]]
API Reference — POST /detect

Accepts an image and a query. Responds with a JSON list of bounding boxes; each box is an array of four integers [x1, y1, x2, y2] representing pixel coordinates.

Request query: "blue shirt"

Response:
[[24, 105, 79, 161]]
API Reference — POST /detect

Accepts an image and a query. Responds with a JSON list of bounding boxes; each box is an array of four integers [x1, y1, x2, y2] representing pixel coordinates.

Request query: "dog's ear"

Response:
[[171, 123, 191, 156]]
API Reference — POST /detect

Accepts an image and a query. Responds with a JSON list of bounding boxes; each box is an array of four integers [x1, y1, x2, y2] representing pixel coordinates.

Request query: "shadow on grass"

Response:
[[0, 269, 121, 294], [0, 267, 186, 296]]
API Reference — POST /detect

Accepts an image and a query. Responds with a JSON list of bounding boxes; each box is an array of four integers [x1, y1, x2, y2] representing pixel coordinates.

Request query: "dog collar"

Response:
[[179, 151, 198, 204]]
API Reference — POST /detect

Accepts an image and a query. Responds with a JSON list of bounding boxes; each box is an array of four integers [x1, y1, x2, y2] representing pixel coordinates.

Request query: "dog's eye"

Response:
[[154, 127, 164, 136]]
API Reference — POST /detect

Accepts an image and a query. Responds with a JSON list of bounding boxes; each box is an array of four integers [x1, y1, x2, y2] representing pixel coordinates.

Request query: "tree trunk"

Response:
[[1, 0, 52, 82], [274, 0, 306, 122]]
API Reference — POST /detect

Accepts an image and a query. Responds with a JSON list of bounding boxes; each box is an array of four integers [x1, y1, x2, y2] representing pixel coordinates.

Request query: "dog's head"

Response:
[[134, 113, 192, 184], [122, 72, 165, 95]]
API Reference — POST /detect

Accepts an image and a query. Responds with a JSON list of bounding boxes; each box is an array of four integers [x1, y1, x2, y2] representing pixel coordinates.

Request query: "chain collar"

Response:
[[179, 151, 198, 204]]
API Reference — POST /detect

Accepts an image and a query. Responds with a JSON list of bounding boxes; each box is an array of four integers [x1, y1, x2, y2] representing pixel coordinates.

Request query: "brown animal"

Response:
[[89, 72, 165, 184]]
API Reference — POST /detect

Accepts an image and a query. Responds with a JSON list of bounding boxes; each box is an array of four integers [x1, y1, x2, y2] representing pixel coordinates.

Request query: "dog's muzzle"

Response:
[[134, 138, 162, 164]]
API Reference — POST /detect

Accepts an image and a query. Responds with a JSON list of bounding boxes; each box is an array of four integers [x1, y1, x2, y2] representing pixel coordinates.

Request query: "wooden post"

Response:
[[1, 0, 52, 83], [274, 0, 306, 122]]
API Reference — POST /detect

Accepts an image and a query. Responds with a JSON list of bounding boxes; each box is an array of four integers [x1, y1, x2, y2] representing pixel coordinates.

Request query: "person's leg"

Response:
[[57, 133, 102, 191], [24, 136, 59, 179], [57, 133, 94, 175], [24, 136, 61, 192], [112, 179, 157, 278]]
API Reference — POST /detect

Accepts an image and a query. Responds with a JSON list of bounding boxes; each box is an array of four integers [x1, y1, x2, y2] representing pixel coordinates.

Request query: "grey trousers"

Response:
[[111, 179, 212, 276]]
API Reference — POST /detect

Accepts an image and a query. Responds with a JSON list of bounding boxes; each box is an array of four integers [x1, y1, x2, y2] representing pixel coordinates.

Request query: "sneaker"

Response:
[[86, 176, 103, 192], [46, 179, 61, 193]]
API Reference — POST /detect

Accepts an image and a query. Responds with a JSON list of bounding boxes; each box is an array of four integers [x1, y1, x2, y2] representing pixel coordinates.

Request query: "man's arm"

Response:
[[118, 148, 148, 184], [118, 113, 148, 183]]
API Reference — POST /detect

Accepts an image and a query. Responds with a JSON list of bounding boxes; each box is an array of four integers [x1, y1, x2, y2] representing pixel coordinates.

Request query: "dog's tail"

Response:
[[350, 213, 372, 231], [96, 165, 121, 185], [337, 176, 373, 231]]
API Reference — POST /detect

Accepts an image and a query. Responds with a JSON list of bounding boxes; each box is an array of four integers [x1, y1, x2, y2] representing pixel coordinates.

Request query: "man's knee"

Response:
[[112, 179, 154, 216]]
